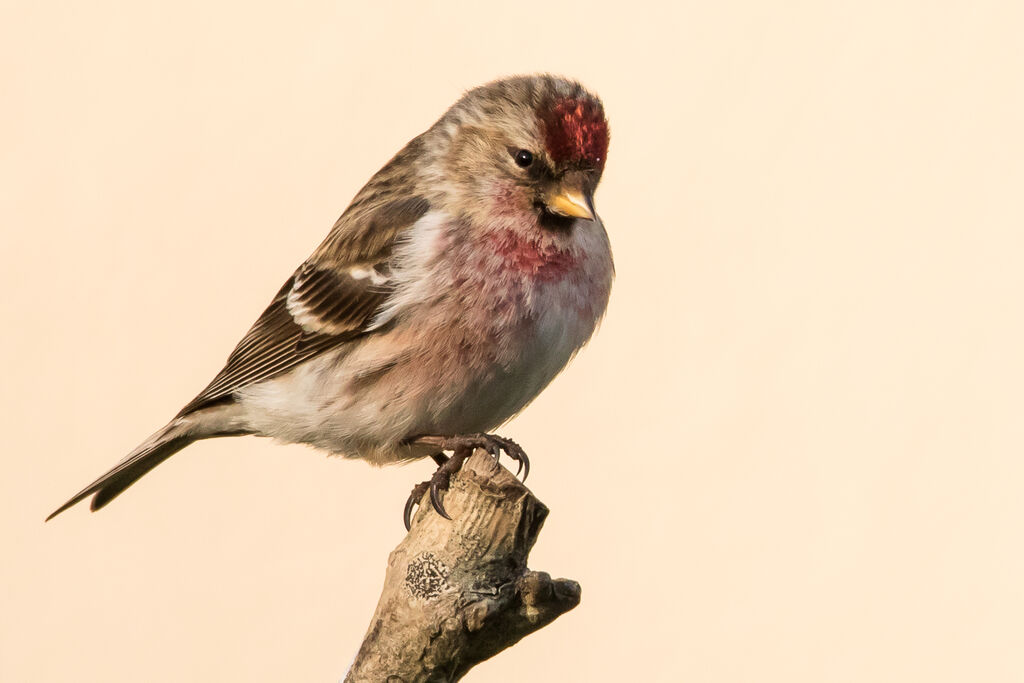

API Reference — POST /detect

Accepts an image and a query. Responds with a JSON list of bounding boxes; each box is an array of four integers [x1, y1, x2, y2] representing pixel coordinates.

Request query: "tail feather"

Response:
[[89, 438, 189, 512], [47, 402, 249, 521], [47, 423, 192, 521]]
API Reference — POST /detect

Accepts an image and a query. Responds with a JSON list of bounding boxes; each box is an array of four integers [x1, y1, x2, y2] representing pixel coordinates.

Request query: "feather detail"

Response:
[[286, 263, 391, 335], [176, 195, 429, 417]]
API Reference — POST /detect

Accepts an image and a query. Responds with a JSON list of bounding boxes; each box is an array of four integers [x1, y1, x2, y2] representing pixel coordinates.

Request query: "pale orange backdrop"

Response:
[[3, 1, 1023, 681]]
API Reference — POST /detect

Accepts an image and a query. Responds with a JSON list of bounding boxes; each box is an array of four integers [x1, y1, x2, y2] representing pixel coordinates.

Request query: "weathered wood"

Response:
[[345, 450, 580, 682]]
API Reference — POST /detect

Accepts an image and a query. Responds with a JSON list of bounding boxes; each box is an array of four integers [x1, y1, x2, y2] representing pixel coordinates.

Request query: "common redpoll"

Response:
[[48, 74, 613, 527]]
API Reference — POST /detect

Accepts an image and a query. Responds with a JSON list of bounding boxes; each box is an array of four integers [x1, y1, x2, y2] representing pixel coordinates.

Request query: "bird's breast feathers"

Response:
[[380, 209, 613, 333], [236, 209, 612, 459], [387, 208, 614, 417]]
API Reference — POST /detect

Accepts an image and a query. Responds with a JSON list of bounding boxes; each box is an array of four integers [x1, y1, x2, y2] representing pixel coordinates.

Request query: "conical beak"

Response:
[[544, 184, 596, 221]]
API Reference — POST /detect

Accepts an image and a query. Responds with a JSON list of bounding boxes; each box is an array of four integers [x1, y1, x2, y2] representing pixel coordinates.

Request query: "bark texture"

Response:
[[345, 450, 580, 682]]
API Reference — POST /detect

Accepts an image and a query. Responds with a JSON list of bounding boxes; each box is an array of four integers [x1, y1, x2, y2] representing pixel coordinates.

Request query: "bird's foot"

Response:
[[402, 433, 530, 530], [415, 433, 530, 480]]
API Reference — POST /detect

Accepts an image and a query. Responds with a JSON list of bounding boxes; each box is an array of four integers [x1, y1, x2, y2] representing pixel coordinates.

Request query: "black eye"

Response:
[[513, 149, 534, 168]]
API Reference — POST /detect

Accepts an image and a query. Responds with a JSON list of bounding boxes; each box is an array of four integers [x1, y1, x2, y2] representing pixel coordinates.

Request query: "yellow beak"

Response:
[[544, 186, 596, 221]]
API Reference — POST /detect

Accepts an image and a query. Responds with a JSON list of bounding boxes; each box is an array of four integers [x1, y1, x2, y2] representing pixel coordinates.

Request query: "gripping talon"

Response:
[[403, 496, 417, 531], [400, 433, 532, 528], [404, 480, 429, 531], [430, 478, 452, 520], [495, 436, 529, 482]]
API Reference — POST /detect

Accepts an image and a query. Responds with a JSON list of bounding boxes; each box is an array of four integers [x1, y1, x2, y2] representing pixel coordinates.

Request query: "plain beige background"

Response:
[[3, 0, 1023, 681]]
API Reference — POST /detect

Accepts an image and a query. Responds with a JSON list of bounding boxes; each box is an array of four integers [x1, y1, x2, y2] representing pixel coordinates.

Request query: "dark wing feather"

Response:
[[286, 261, 391, 335], [176, 190, 430, 418]]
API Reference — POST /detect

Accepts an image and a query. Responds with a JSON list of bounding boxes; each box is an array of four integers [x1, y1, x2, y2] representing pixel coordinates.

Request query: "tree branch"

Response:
[[345, 450, 580, 682]]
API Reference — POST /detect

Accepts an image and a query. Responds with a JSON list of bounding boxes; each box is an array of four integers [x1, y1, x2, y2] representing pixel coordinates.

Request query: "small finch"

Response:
[[48, 75, 613, 527]]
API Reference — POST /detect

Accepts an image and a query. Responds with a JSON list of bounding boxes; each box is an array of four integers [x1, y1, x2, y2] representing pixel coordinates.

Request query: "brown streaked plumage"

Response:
[[48, 74, 613, 523], [177, 196, 431, 418]]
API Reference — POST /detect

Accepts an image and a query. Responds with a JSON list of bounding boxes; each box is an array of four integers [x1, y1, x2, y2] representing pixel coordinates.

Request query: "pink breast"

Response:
[[487, 230, 579, 282]]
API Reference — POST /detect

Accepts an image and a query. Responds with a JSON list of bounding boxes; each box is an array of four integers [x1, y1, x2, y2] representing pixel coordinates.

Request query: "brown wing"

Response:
[[176, 191, 430, 418]]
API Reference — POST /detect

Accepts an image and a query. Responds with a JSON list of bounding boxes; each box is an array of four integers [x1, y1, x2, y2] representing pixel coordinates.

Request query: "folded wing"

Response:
[[177, 195, 429, 417]]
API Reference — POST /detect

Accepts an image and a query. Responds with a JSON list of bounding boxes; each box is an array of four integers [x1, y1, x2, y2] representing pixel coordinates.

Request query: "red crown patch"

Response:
[[542, 98, 609, 169]]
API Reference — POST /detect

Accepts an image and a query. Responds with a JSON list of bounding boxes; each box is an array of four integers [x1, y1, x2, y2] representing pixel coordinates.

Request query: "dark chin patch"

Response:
[[536, 205, 576, 233]]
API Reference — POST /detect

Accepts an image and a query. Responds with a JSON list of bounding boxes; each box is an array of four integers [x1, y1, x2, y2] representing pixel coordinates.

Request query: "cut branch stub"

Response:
[[345, 449, 580, 682]]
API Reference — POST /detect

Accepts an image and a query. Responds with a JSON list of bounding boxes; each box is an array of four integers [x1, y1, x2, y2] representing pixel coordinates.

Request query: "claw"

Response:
[[494, 436, 529, 482], [404, 481, 429, 531], [430, 477, 452, 520], [403, 495, 417, 531]]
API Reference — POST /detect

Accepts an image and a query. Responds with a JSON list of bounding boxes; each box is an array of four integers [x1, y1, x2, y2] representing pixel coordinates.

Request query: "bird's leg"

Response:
[[402, 433, 530, 530]]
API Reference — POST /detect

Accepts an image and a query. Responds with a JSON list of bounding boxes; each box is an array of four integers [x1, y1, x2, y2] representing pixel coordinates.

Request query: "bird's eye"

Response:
[[513, 149, 534, 168]]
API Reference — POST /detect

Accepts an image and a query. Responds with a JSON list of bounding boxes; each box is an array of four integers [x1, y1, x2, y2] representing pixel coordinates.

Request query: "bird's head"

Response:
[[429, 75, 609, 232]]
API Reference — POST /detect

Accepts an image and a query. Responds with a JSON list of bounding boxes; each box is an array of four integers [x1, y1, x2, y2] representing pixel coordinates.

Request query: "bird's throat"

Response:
[[487, 228, 578, 282]]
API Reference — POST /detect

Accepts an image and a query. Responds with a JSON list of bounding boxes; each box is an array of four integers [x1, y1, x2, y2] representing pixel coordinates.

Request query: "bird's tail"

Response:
[[46, 404, 246, 521], [46, 421, 192, 521]]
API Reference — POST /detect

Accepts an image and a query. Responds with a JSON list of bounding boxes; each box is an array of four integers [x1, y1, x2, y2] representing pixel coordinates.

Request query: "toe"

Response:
[[403, 494, 418, 531], [430, 477, 452, 520]]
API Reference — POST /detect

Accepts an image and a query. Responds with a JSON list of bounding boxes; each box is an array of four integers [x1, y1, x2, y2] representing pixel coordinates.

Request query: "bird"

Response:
[[47, 74, 613, 528]]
